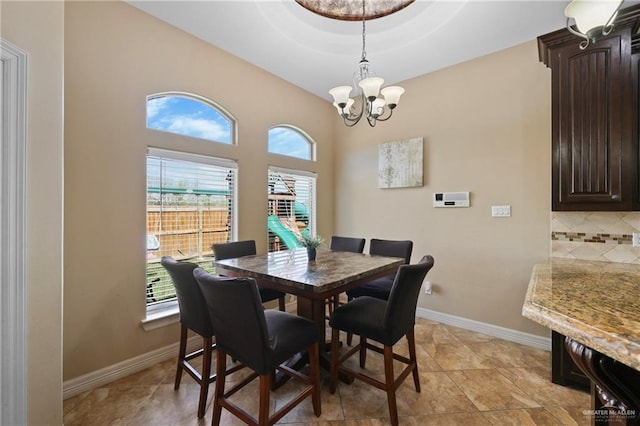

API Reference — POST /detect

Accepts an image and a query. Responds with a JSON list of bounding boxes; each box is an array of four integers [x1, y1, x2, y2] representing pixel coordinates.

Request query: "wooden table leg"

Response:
[[296, 297, 327, 343]]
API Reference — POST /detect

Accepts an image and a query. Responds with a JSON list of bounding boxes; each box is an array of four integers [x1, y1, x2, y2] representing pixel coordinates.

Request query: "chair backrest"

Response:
[[160, 256, 213, 337], [369, 239, 413, 264], [383, 255, 435, 339], [330, 236, 366, 253], [193, 268, 272, 375], [212, 240, 257, 261]]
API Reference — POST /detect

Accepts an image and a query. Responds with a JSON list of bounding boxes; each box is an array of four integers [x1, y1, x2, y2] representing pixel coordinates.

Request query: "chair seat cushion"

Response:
[[264, 310, 320, 370], [329, 296, 405, 346], [345, 275, 394, 300]]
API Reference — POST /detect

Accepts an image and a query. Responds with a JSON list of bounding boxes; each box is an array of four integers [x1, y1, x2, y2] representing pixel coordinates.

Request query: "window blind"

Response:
[[267, 167, 316, 252], [146, 150, 237, 310]]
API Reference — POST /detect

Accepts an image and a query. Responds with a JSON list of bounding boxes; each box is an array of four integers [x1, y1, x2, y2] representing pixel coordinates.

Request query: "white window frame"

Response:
[[267, 166, 317, 252], [143, 147, 238, 328]]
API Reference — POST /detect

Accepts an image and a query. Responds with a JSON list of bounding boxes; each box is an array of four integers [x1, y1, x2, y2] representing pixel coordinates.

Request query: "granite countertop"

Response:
[[523, 258, 640, 371]]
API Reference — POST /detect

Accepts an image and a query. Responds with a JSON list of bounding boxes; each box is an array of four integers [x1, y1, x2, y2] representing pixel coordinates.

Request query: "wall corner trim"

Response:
[[0, 38, 28, 426]]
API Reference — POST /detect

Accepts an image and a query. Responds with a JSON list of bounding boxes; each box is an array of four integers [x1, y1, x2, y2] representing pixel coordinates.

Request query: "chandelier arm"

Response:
[[346, 95, 365, 122], [565, 17, 591, 50], [343, 116, 360, 127], [373, 107, 394, 122], [341, 94, 365, 124], [603, 2, 623, 36]]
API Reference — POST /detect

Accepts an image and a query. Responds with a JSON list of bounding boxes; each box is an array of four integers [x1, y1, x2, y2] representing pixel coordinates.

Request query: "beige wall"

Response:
[[334, 40, 552, 336], [2, 1, 65, 424], [63, 1, 335, 379]]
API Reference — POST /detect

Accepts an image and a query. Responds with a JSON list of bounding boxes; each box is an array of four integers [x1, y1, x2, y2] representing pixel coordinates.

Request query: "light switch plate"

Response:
[[491, 205, 511, 217]]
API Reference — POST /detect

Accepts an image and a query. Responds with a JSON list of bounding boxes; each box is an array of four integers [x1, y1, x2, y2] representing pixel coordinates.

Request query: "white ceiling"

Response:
[[128, 0, 570, 101]]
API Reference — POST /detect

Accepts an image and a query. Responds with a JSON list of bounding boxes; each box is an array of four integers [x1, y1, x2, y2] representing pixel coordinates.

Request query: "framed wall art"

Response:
[[378, 137, 423, 189]]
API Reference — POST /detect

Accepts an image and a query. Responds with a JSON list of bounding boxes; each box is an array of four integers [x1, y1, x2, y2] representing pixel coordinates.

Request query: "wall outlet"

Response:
[[424, 281, 432, 295], [633, 233, 640, 247]]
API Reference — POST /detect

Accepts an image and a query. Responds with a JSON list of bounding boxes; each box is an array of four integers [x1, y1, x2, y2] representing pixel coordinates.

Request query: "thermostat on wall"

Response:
[[433, 192, 470, 208]]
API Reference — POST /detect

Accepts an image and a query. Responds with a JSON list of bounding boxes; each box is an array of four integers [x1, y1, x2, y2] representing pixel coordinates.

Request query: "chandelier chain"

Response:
[[360, 0, 367, 61]]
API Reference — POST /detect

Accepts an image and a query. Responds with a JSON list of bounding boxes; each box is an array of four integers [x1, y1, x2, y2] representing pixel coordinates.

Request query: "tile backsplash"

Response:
[[551, 212, 640, 263]]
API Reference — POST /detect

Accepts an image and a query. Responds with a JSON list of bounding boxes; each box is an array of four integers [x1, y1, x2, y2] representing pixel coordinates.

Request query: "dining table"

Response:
[[214, 247, 405, 385]]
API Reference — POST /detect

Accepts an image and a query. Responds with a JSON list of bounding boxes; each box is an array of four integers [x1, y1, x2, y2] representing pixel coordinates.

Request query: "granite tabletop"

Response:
[[523, 258, 640, 371], [214, 248, 405, 294]]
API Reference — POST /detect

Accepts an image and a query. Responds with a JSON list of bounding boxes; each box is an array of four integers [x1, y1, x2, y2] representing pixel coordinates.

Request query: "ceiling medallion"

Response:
[[295, 0, 414, 21]]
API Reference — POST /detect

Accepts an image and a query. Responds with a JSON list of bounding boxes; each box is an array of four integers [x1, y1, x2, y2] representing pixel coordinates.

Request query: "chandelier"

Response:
[[328, 0, 405, 127], [564, 0, 624, 49]]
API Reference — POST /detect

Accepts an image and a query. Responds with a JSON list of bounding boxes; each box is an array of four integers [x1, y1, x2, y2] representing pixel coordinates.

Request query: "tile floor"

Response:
[[63, 318, 591, 425]]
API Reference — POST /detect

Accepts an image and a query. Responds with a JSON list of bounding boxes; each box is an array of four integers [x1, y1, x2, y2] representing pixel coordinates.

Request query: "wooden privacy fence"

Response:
[[147, 206, 230, 261]]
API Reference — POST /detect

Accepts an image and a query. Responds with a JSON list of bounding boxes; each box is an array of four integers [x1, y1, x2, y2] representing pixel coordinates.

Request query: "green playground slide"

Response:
[[267, 215, 304, 249]]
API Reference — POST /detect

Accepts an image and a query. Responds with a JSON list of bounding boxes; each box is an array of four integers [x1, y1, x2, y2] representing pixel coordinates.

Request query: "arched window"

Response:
[[268, 126, 315, 160], [146, 92, 235, 144]]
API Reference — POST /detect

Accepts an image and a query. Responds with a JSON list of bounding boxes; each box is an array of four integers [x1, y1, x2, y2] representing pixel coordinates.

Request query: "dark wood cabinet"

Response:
[[539, 6, 640, 211], [633, 50, 640, 210], [551, 331, 589, 390]]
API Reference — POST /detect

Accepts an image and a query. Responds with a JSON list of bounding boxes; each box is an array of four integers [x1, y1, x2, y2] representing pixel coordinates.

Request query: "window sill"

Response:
[[141, 305, 180, 331]]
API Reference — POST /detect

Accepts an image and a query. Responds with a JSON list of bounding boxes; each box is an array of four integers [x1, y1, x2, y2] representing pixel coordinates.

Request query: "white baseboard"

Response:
[[63, 335, 201, 400], [416, 307, 551, 351], [64, 310, 550, 400]]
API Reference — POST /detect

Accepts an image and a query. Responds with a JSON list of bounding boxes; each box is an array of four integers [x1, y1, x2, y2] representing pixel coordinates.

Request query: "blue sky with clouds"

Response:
[[147, 96, 232, 143], [147, 95, 312, 160], [268, 127, 311, 160]]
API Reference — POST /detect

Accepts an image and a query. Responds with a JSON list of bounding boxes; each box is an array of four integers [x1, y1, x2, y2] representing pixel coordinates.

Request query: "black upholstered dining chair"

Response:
[[212, 240, 286, 311], [329, 255, 435, 426], [344, 238, 413, 344], [330, 235, 366, 254], [194, 269, 321, 426], [328, 236, 366, 314], [160, 256, 243, 418], [346, 238, 413, 301]]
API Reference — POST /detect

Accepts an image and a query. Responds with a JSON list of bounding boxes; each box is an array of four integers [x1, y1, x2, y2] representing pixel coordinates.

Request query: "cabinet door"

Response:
[[550, 29, 633, 210]]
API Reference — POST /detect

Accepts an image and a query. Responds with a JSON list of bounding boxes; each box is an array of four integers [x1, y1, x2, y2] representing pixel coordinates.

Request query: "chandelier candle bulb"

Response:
[[371, 98, 386, 117]]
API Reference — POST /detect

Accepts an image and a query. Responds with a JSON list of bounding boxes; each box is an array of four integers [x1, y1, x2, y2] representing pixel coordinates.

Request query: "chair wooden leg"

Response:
[[330, 295, 339, 313], [329, 328, 340, 394], [359, 337, 367, 368], [258, 373, 271, 426], [174, 325, 188, 390], [278, 295, 286, 312], [197, 336, 212, 418], [406, 328, 420, 392], [383, 345, 399, 426], [346, 296, 354, 345], [212, 350, 227, 426], [308, 341, 322, 417]]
